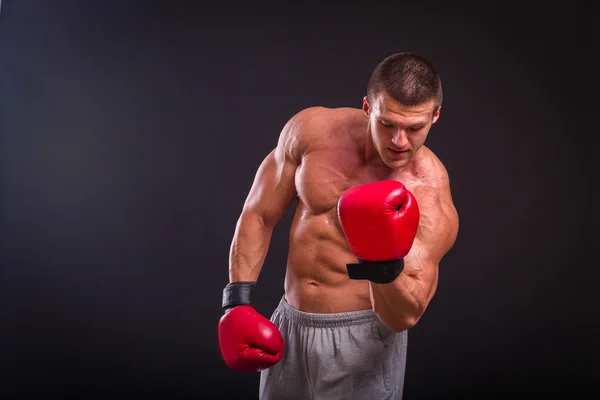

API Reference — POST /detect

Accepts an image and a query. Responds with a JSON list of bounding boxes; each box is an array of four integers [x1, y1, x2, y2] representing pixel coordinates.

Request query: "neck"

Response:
[[363, 125, 393, 174], [363, 124, 378, 163]]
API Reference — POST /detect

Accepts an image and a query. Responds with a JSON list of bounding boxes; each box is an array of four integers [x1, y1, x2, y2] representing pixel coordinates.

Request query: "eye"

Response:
[[379, 120, 393, 127]]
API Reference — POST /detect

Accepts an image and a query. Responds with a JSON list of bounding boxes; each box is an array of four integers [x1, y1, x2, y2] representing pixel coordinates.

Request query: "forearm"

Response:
[[369, 258, 437, 332], [229, 210, 274, 282]]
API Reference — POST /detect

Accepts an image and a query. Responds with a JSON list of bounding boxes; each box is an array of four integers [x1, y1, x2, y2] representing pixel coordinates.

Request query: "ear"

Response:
[[431, 106, 441, 124], [362, 96, 370, 116]]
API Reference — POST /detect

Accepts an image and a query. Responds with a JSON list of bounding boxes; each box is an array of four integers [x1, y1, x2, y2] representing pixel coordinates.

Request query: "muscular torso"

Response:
[[284, 108, 435, 313]]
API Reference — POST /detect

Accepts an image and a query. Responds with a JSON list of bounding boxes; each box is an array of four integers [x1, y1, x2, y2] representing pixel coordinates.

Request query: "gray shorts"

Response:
[[259, 296, 408, 400]]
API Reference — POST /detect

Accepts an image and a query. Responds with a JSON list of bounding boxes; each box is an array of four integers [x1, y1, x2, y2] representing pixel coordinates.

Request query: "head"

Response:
[[363, 52, 443, 169]]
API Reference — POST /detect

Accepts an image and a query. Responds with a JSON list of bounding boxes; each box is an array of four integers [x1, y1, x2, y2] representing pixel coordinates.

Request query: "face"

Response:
[[363, 91, 440, 169]]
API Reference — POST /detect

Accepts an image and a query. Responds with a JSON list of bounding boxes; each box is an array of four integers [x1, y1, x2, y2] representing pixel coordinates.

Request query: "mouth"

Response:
[[388, 148, 409, 156]]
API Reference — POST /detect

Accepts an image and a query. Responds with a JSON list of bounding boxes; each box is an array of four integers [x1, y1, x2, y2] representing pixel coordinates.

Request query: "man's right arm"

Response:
[[228, 110, 307, 283], [218, 108, 316, 373]]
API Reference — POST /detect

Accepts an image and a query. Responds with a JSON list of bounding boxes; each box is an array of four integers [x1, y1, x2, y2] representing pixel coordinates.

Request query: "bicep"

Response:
[[402, 189, 457, 301], [411, 184, 459, 265], [242, 147, 298, 227], [242, 111, 312, 227]]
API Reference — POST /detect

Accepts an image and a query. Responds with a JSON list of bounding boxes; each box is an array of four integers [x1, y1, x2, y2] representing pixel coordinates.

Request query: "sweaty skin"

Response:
[[229, 94, 459, 332]]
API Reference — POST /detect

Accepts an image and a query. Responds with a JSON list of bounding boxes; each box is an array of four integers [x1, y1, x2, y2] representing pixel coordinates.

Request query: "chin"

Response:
[[384, 158, 409, 169]]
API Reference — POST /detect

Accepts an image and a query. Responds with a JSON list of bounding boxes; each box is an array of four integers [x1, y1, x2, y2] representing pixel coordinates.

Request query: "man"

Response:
[[218, 52, 459, 399]]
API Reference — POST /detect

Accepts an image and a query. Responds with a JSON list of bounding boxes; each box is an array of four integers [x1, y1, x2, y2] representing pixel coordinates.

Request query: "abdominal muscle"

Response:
[[283, 202, 373, 314]]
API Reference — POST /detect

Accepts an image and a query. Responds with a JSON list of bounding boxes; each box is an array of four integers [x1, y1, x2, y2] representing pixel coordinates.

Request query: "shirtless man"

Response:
[[217, 53, 459, 399]]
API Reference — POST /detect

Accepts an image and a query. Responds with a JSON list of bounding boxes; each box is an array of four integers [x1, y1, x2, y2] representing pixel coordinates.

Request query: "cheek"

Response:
[[371, 125, 389, 143], [410, 133, 428, 149], [416, 131, 429, 143], [373, 129, 389, 147]]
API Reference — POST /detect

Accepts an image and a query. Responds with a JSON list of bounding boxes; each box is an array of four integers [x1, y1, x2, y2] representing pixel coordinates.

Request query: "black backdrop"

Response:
[[0, 1, 593, 398]]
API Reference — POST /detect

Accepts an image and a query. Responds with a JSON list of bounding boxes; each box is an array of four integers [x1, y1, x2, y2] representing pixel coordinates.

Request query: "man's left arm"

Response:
[[370, 182, 459, 332]]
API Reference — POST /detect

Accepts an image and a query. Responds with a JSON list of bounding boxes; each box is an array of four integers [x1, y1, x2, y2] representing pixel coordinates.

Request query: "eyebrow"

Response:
[[380, 116, 428, 128], [407, 121, 428, 129]]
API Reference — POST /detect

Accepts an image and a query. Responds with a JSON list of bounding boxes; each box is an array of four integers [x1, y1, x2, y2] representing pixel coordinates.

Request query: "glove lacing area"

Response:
[[221, 281, 256, 310], [346, 258, 405, 284]]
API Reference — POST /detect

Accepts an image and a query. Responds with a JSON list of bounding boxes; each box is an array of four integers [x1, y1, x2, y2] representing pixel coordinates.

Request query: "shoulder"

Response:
[[410, 146, 451, 191], [279, 106, 363, 159], [283, 106, 361, 136], [407, 146, 459, 233], [408, 149, 459, 258], [282, 106, 327, 131]]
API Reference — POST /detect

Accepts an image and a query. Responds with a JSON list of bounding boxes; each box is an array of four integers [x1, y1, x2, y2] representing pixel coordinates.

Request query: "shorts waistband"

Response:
[[275, 296, 378, 328]]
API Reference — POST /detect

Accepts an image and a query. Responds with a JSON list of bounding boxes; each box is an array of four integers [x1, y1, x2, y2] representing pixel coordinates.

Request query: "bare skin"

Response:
[[229, 91, 459, 332]]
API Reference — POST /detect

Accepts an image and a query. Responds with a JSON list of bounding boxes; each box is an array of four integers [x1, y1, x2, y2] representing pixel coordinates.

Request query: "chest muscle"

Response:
[[295, 151, 383, 216]]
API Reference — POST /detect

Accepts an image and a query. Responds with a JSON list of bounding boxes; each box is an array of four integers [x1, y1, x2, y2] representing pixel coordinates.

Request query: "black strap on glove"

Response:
[[221, 281, 256, 310], [346, 259, 404, 284]]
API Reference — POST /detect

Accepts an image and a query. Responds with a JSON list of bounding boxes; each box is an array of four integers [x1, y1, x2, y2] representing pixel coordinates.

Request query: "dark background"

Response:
[[0, 0, 593, 398]]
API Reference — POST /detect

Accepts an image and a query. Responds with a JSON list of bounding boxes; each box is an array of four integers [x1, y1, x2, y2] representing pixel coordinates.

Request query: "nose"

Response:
[[391, 128, 409, 148]]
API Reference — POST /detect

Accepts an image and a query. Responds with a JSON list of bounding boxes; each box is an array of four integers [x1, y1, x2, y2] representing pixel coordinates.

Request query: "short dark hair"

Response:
[[367, 53, 443, 109]]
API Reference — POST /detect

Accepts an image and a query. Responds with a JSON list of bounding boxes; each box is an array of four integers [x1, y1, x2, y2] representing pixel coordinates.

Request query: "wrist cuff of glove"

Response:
[[346, 259, 404, 284], [222, 281, 256, 310]]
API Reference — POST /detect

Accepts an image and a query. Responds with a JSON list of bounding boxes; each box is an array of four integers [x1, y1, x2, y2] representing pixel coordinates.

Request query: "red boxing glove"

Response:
[[337, 180, 420, 283], [218, 282, 284, 373]]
